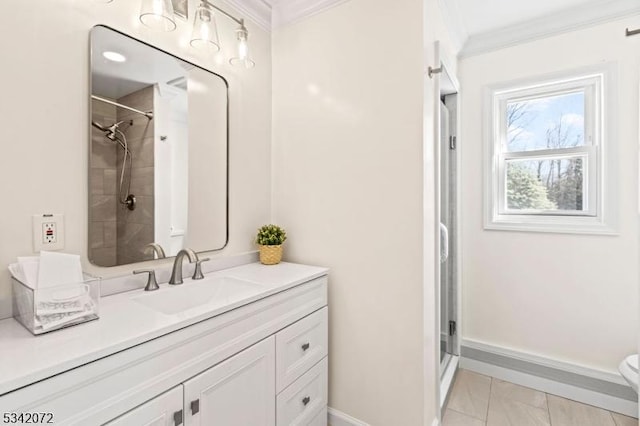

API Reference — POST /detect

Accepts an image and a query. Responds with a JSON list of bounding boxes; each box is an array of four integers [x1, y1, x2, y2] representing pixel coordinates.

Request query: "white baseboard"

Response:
[[460, 339, 638, 418], [327, 407, 370, 426]]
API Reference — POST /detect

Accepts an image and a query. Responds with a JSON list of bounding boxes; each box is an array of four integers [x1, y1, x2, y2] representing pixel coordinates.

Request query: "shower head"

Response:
[[109, 121, 125, 130]]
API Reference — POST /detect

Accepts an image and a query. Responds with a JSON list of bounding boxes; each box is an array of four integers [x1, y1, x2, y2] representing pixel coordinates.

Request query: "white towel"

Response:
[[440, 223, 449, 264], [37, 251, 83, 289], [17, 256, 40, 289]]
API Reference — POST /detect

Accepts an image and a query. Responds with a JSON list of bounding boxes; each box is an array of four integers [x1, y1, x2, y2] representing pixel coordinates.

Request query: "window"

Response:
[[485, 66, 617, 234]]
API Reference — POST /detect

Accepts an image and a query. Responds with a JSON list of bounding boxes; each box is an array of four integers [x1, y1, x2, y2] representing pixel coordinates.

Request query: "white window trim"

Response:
[[483, 63, 618, 235]]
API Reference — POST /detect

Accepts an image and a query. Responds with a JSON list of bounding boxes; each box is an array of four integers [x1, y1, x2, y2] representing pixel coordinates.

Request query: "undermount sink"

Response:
[[132, 276, 264, 315]]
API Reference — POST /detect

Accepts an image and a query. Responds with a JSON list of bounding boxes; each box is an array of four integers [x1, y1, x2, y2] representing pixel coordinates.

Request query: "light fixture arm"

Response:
[[200, 0, 244, 26]]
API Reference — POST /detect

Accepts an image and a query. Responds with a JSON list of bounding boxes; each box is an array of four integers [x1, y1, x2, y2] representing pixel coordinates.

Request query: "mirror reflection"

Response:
[[89, 25, 228, 267]]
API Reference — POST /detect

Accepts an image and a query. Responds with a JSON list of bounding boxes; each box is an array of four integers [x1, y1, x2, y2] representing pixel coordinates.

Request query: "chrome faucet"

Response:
[[169, 248, 198, 285]]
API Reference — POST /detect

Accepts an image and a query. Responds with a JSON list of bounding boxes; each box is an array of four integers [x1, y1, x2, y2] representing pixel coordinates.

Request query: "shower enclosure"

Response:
[[89, 85, 156, 266]]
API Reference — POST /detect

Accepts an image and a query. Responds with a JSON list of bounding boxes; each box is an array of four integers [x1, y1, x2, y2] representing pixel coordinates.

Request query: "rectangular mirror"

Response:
[[89, 25, 228, 267]]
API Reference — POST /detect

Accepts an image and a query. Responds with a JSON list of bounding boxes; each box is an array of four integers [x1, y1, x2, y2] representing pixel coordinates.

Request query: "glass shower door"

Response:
[[440, 95, 458, 374]]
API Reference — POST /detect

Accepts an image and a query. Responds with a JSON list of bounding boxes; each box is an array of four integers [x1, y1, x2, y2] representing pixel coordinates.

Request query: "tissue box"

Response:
[[11, 274, 100, 335]]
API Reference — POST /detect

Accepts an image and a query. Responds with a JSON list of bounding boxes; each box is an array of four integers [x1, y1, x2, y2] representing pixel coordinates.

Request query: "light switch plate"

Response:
[[33, 214, 65, 252]]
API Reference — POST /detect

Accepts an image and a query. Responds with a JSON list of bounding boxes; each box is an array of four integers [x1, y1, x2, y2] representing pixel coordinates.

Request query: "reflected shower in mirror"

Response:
[[89, 25, 228, 267]]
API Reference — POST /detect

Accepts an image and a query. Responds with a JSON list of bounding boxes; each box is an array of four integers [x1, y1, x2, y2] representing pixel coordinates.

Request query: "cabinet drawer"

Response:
[[276, 357, 328, 426], [104, 385, 183, 426], [276, 307, 328, 392], [305, 406, 327, 426]]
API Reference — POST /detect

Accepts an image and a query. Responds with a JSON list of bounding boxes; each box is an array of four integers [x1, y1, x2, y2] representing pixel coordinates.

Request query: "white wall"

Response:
[[271, 0, 450, 423], [459, 16, 639, 373], [0, 0, 272, 319], [186, 69, 227, 252]]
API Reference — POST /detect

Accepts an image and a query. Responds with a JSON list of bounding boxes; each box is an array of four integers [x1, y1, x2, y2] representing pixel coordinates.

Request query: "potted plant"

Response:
[[256, 224, 287, 265]]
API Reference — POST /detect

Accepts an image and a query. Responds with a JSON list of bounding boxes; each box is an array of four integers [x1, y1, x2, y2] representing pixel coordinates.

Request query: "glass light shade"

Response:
[[190, 4, 221, 51], [229, 55, 255, 69], [140, 0, 177, 32], [229, 26, 255, 69]]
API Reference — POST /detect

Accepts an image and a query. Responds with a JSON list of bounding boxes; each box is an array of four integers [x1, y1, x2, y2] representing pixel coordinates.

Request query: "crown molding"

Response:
[[460, 0, 640, 58], [223, 0, 272, 32], [227, 0, 353, 32], [271, 0, 351, 29]]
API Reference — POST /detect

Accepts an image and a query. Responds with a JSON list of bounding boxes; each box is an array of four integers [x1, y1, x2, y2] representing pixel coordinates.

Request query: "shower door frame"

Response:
[[433, 45, 463, 408]]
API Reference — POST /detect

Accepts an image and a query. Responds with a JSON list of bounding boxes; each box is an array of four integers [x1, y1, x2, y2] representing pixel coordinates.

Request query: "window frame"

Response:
[[484, 64, 617, 235]]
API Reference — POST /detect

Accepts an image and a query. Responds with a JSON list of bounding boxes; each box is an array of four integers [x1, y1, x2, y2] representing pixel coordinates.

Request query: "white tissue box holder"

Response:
[[11, 274, 101, 335]]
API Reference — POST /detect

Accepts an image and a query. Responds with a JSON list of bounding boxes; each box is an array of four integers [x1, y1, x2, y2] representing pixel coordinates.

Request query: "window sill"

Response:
[[485, 214, 618, 235]]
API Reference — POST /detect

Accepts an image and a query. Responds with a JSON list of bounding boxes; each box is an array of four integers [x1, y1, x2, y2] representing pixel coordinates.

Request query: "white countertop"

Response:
[[0, 262, 328, 396]]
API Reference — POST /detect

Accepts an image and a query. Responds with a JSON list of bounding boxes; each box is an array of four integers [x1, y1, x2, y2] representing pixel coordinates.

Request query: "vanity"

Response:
[[0, 262, 329, 425]]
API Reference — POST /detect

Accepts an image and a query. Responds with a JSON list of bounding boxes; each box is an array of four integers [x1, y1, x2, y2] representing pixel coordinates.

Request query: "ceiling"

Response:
[[441, 0, 640, 56], [91, 26, 192, 99], [456, 0, 605, 36]]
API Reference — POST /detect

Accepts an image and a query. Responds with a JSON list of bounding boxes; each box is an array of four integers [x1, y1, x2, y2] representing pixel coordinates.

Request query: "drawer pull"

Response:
[[302, 396, 311, 406], [301, 342, 310, 351], [173, 409, 183, 425], [191, 399, 200, 415]]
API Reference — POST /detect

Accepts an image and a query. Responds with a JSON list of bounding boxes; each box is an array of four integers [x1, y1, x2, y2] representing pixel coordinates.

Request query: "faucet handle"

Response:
[[134, 269, 160, 291], [192, 258, 210, 280]]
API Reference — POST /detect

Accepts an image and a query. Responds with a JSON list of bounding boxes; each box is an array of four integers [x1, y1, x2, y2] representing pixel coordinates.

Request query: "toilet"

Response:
[[619, 354, 638, 393]]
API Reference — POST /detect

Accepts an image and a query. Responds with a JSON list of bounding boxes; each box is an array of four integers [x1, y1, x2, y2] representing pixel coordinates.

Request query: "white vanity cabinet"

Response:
[[0, 265, 328, 426], [106, 308, 329, 426]]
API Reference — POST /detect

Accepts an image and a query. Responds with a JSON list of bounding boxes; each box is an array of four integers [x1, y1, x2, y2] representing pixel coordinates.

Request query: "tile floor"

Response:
[[443, 369, 638, 426]]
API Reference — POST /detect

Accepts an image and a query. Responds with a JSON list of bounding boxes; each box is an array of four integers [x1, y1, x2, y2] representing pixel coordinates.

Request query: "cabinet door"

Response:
[[104, 385, 184, 426], [184, 337, 276, 426]]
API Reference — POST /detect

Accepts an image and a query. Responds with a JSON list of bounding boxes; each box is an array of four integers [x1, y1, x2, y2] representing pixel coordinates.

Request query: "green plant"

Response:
[[256, 224, 287, 246]]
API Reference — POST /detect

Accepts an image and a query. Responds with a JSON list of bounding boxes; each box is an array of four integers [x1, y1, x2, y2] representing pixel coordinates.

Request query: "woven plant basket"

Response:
[[259, 245, 282, 265]]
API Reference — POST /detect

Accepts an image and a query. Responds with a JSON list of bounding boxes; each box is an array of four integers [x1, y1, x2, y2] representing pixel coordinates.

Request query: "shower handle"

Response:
[[124, 194, 136, 211]]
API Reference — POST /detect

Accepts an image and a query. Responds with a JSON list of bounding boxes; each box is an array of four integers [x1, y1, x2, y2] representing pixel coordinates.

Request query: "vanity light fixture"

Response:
[[190, 2, 221, 51], [102, 51, 127, 62], [139, 0, 177, 32], [134, 0, 255, 67], [190, 1, 255, 68], [229, 20, 255, 69]]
